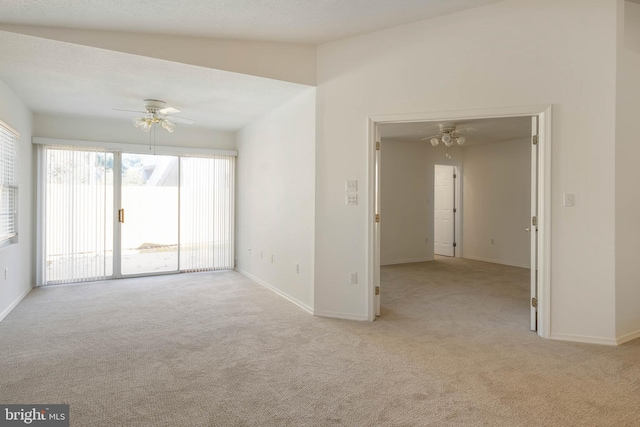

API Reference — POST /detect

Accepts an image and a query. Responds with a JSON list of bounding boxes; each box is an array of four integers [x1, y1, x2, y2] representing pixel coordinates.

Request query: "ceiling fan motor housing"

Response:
[[144, 99, 167, 114]]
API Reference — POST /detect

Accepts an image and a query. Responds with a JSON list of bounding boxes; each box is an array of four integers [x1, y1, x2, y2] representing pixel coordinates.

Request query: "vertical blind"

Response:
[[180, 156, 235, 272], [41, 146, 235, 284], [44, 147, 113, 284], [0, 121, 18, 245]]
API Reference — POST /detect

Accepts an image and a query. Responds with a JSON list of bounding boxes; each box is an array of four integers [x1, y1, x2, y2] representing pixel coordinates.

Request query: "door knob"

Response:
[[525, 227, 530, 232]]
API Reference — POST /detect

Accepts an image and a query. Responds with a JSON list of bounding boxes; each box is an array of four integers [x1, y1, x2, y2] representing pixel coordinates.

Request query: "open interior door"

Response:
[[530, 117, 539, 331], [374, 137, 381, 317]]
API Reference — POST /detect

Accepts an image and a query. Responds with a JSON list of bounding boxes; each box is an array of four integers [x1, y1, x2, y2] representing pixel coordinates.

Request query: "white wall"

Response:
[[0, 25, 317, 86], [235, 89, 316, 312], [379, 139, 432, 265], [0, 78, 33, 321], [34, 114, 236, 151], [615, 0, 640, 342], [380, 139, 464, 265], [463, 139, 531, 268], [380, 137, 529, 269], [316, 0, 619, 340]]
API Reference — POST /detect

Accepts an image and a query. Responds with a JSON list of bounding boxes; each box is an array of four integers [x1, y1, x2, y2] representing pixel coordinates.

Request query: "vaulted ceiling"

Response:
[[0, 0, 506, 132]]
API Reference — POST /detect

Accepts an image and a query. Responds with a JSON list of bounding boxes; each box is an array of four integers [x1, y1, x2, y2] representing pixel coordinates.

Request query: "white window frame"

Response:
[[0, 119, 19, 248]]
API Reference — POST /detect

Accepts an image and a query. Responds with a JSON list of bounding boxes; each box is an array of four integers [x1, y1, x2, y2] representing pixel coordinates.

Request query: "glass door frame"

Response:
[[112, 151, 181, 279]]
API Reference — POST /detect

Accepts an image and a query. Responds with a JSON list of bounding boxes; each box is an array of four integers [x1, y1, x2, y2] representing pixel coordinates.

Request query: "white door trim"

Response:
[[367, 105, 552, 339]]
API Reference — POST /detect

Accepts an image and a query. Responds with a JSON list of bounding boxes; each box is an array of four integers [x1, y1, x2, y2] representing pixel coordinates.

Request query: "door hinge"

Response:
[[453, 173, 457, 179], [118, 208, 125, 223], [375, 286, 380, 296], [532, 216, 538, 227], [532, 135, 539, 145], [453, 242, 457, 247], [453, 208, 457, 213], [375, 214, 380, 223], [531, 297, 538, 308], [376, 141, 381, 151]]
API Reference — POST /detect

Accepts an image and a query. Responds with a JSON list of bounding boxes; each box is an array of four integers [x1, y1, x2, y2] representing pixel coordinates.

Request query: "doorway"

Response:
[[369, 106, 551, 338]]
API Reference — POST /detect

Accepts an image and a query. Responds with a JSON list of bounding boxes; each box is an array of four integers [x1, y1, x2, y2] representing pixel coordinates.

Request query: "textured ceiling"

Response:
[[0, 0, 505, 44], [0, 0, 507, 132], [379, 117, 532, 146], [0, 31, 310, 130]]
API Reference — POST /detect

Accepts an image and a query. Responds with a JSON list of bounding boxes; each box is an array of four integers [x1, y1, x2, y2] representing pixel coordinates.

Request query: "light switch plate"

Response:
[[345, 180, 358, 192]]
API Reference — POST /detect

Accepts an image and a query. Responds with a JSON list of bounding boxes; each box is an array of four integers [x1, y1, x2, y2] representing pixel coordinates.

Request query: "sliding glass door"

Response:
[[40, 146, 234, 285], [44, 148, 114, 284], [120, 153, 179, 276]]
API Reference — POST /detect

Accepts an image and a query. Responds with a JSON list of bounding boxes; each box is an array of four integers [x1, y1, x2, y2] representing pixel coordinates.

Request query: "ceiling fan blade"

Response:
[[113, 108, 146, 114], [159, 107, 180, 115], [168, 115, 195, 125], [455, 127, 477, 134], [421, 135, 440, 141]]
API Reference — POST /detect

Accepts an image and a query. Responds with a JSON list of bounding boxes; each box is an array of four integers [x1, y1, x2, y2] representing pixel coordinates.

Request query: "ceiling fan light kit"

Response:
[[426, 123, 466, 147], [118, 99, 194, 133], [422, 122, 468, 158]]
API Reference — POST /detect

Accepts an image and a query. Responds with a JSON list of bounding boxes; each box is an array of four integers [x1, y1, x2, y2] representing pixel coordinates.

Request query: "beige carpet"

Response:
[[0, 258, 639, 426]]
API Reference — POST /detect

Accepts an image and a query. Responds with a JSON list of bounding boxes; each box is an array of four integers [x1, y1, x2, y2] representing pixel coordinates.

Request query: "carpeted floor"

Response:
[[0, 257, 639, 426]]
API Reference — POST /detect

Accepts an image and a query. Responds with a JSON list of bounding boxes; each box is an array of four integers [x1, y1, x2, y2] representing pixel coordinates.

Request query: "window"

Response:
[[0, 120, 18, 247]]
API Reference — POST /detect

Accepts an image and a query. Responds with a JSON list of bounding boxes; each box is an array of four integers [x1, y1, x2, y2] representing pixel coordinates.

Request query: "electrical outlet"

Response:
[[563, 193, 575, 207], [491, 238, 495, 245], [295, 263, 299, 274], [350, 272, 358, 284], [248, 247, 251, 254], [425, 237, 428, 244]]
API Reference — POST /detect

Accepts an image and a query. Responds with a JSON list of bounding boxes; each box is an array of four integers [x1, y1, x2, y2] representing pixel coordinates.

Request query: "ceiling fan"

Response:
[[114, 99, 194, 133], [421, 122, 472, 147], [421, 122, 474, 159]]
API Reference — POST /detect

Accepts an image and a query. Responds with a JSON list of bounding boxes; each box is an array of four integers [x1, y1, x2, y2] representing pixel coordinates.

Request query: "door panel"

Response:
[[374, 138, 381, 317], [434, 165, 455, 257], [120, 153, 179, 275], [530, 117, 539, 331]]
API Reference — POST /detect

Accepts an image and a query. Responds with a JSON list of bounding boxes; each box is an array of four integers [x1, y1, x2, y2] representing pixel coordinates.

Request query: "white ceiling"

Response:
[[379, 117, 532, 146], [0, 0, 505, 44], [0, 31, 310, 131], [0, 0, 507, 132]]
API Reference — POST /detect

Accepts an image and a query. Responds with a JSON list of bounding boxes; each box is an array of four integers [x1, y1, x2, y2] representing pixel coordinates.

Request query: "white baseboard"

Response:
[[0, 287, 32, 322], [462, 255, 529, 269], [235, 268, 313, 314], [616, 329, 640, 345], [313, 309, 368, 321], [550, 332, 618, 346], [381, 257, 431, 266]]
